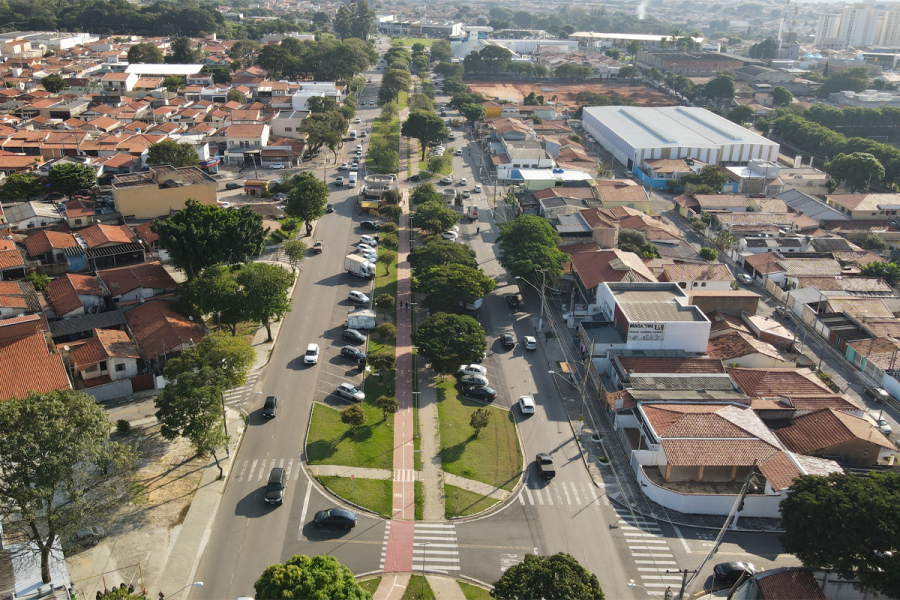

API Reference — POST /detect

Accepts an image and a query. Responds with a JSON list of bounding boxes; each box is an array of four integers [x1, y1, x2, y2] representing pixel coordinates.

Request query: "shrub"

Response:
[[380, 222, 399, 236], [376, 322, 397, 339], [380, 233, 399, 248], [116, 419, 131, 434]]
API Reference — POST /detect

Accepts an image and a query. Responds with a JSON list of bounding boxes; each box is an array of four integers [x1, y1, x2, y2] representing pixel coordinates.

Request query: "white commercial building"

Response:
[[124, 63, 205, 78], [582, 106, 779, 173]]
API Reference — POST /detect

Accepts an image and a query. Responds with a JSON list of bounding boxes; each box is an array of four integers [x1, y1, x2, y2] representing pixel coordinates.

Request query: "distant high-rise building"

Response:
[[878, 6, 900, 46], [814, 13, 842, 46], [837, 3, 881, 47]]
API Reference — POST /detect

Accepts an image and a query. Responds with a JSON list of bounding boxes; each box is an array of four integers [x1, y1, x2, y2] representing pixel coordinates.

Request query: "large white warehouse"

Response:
[[582, 106, 779, 172]]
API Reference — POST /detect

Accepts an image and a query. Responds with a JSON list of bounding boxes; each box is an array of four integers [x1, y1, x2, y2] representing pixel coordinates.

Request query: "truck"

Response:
[[344, 254, 375, 278], [312, 239, 324, 254], [466, 205, 479, 221], [457, 297, 483, 311], [345, 308, 377, 330], [348, 172, 357, 187]]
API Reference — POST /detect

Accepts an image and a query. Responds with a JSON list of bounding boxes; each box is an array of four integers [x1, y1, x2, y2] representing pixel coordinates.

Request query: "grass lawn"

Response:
[[458, 581, 493, 600], [436, 379, 522, 491], [417, 160, 453, 176], [401, 575, 434, 600], [306, 402, 394, 470], [358, 577, 382, 597], [395, 38, 434, 47], [366, 115, 400, 174], [315, 476, 392, 517], [444, 485, 501, 519], [415, 480, 424, 521], [208, 320, 258, 347], [364, 246, 398, 401], [399, 90, 408, 109]]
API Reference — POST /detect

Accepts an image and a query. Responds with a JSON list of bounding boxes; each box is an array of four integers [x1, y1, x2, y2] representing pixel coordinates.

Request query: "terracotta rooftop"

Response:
[[0, 319, 71, 401], [776, 408, 895, 454], [0, 239, 24, 270], [124, 300, 205, 359], [47, 273, 105, 317], [70, 328, 139, 370], [707, 330, 782, 361], [727, 367, 831, 398], [617, 356, 726, 375], [98, 262, 177, 297], [78, 223, 135, 248], [654, 262, 735, 283], [23, 229, 78, 258], [754, 569, 826, 600], [569, 249, 658, 288]]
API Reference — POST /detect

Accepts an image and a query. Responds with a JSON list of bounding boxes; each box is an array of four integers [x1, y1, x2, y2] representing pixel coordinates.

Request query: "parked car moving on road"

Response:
[[314, 508, 357, 529], [524, 336, 537, 350], [535, 453, 555, 479], [519, 396, 535, 414], [502, 334, 516, 348], [225, 182, 242, 190], [864, 386, 892, 403], [264, 468, 286, 505], [303, 344, 320, 365], [268, 163, 284, 169]]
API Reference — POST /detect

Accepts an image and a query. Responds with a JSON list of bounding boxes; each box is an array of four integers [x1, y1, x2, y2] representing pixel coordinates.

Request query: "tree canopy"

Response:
[[414, 264, 496, 312], [824, 152, 885, 190], [861, 261, 900, 285], [48, 162, 96, 198], [401, 110, 448, 160], [236, 263, 294, 341], [492, 553, 604, 600], [41, 73, 66, 93], [1, 172, 44, 200], [410, 183, 443, 206], [772, 86, 793, 106], [497, 215, 567, 286], [127, 42, 164, 64], [409, 240, 478, 271], [413, 313, 486, 375], [816, 67, 870, 99], [255, 554, 371, 600], [151, 200, 267, 280], [282, 173, 330, 235], [414, 200, 460, 235], [0, 391, 138, 584], [146, 140, 200, 168], [780, 473, 900, 597]]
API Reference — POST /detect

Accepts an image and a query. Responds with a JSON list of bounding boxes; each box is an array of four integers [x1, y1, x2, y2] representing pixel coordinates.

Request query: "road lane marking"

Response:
[[237, 460, 247, 482], [570, 482, 581, 505], [535, 487, 544, 506], [284, 459, 293, 483], [248, 459, 258, 482], [524, 487, 534, 505], [672, 525, 693, 554], [518, 494, 525, 505], [561, 483, 571, 505]]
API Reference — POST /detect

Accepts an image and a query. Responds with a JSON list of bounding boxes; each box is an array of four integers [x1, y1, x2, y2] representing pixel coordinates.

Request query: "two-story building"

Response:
[[112, 165, 217, 219], [223, 123, 270, 166]]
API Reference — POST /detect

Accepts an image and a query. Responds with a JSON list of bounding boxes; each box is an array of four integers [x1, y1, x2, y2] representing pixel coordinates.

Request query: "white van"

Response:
[[348, 172, 357, 187], [350, 130, 357, 139]]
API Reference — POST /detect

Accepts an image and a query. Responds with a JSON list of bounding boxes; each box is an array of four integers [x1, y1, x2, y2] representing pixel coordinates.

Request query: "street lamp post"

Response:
[[627, 580, 668, 600], [163, 581, 202, 600]]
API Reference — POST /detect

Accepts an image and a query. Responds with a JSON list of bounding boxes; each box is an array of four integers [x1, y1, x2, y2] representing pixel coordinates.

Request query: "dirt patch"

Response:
[[67, 423, 206, 597], [465, 80, 677, 109]]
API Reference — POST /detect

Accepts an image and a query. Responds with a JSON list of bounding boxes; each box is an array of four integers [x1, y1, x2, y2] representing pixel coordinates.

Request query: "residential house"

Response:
[[728, 367, 833, 398], [98, 262, 177, 305], [124, 299, 205, 374], [776, 408, 896, 466], [62, 198, 99, 229], [22, 228, 85, 272], [568, 249, 658, 305], [595, 180, 651, 212], [0, 280, 39, 319], [707, 329, 793, 368], [0, 313, 71, 402], [0, 237, 25, 281], [47, 273, 107, 319], [650, 262, 735, 291], [112, 165, 217, 219], [223, 123, 270, 166], [824, 193, 900, 220], [2, 201, 64, 231], [69, 327, 140, 386], [75, 223, 145, 271]]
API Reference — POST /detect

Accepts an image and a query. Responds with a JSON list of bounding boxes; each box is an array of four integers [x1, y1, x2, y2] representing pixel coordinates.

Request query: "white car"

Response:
[[339, 162, 349, 170], [460, 374, 489, 387], [473, 184, 482, 193], [354, 117, 362, 123], [450, 225, 460, 232], [350, 164, 359, 172], [358, 243, 376, 253], [358, 249, 377, 261], [360, 235, 378, 246], [217, 201, 230, 209], [441, 231, 458, 241], [349, 290, 370, 304], [519, 396, 535, 414], [268, 163, 284, 169], [739, 273, 753, 284], [303, 343, 320, 365], [524, 336, 537, 350], [336, 382, 365, 402], [459, 178, 467, 186], [458, 364, 488, 377], [877, 418, 893, 436]]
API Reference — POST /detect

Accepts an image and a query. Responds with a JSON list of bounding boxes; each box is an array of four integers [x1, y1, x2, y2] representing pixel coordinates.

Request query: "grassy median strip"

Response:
[[415, 480, 424, 521], [401, 575, 434, 600], [315, 476, 392, 518], [358, 578, 382, 597], [306, 403, 394, 470], [444, 484, 501, 519], [458, 582, 493, 600], [435, 380, 523, 492]]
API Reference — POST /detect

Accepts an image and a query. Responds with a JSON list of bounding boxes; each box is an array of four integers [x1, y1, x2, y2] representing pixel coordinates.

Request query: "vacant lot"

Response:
[[465, 80, 676, 109]]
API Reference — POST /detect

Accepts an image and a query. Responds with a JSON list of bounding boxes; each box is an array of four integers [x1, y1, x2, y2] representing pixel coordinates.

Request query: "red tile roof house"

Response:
[[0, 280, 40, 319], [617, 402, 842, 518], [124, 300, 205, 374], [68, 328, 140, 387], [98, 262, 178, 305], [23, 229, 79, 267], [0, 238, 26, 281], [74, 223, 146, 271], [0, 314, 71, 401], [47, 273, 107, 319], [776, 408, 896, 467]]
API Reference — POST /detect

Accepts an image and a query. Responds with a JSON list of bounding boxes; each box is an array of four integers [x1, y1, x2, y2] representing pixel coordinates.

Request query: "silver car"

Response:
[[336, 383, 365, 402]]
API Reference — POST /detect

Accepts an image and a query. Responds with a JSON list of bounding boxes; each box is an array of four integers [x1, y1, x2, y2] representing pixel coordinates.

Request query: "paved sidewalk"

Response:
[[374, 573, 411, 600], [417, 356, 447, 520], [426, 575, 468, 600], [443, 474, 510, 502], [307, 465, 392, 479]]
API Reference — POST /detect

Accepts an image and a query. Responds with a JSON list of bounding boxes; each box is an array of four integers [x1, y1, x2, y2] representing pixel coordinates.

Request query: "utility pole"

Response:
[[666, 568, 697, 600]]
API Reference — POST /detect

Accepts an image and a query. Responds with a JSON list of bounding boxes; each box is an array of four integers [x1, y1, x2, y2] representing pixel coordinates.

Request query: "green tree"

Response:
[[727, 105, 754, 125], [470, 407, 493, 437], [430, 40, 454, 63], [861, 261, 900, 285], [283, 172, 329, 235], [409, 240, 478, 271], [617, 229, 657, 257], [24, 271, 50, 292], [341, 404, 367, 430], [492, 553, 604, 600], [41, 73, 66, 93], [1, 172, 44, 200], [178, 264, 245, 335], [236, 263, 295, 342], [127, 42, 164, 64], [379, 204, 403, 222], [427, 153, 452, 175], [48, 162, 96, 199], [168, 36, 200, 63], [163, 75, 182, 92], [442, 78, 468, 95], [333, 5, 352, 39], [146, 139, 200, 167], [226, 89, 246, 103], [704, 73, 735, 100], [207, 66, 232, 84], [368, 351, 396, 377], [824, 152, 885, 190], [434, 62, 463, 78], [816, 67, 870, 99], [302, 111, 349, 161], [408, 93, 434, 112], [376, 322, 396, 339], [410, 183, 443, 206], [375, 395, 399, 421], [604, 48, 621, 60], [460, 102, 487, 125], [255, 554, 372, 600], [378, 249, 397, 274], [151, 200, 266, 280], [748, 38, 778, 59], [375, 293, 395, 317], [401, 109, 448, 160], [860, 232, 888, 251], [772, 86, 793, 106], [282, 239, 307, 271], [413, 313, 486, 376], [415, 200, 460, 235], [415, 264, 496, 312], [715, 230, 736, 251], [780, 473, 900, 597], [0, 390, 138, 584], [699, 247, 719, 261], [497, 215, 567, 285], [679, 165, 728, 192]]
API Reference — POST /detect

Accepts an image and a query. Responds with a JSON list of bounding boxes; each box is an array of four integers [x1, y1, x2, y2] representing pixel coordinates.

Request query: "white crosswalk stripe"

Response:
[[520, 481, 606, 506], [378, 522, 461, 573], [223, 373, 260, 406], [394, 469, 416, 482], [612, 507, 679, 592]]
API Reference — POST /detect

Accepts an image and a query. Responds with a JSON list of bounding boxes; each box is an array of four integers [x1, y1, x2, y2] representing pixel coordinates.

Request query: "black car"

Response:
[[501, 334, 515, 348], [314, 508, 357, 529], [342, 329, 367, 344], [864, 386, 892, 403], [713, 562, 757, 584], [463, 385, 497, 402], [262, 395, 278, 418], [341, 346, 367, 361], [360, 221, 380, 231], [264, 467, 286, 505], [325, 203, 334, 213], [535, 453, 556, 479], [409, 174, 421, 182], [225, 182, 242, 190], [505, 295, 520, 309]]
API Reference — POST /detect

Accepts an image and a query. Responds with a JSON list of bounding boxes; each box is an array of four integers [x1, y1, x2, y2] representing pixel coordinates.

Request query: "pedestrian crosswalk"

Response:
[[611, 506, 681, 594], [394, 469, 416, 482], [223, 372, 260, 407], [380, 522, 460, 573], [517, 480, 599, 507], [234, 457, 302, 483]]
